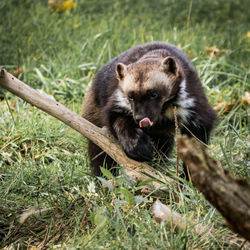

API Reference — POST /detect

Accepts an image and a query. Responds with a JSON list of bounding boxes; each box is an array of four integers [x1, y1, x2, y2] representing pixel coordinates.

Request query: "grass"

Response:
[[0, 0, 249, 248]]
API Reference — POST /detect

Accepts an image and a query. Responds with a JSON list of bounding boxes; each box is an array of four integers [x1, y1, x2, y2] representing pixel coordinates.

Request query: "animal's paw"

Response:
[[120, 129, 153, 162]]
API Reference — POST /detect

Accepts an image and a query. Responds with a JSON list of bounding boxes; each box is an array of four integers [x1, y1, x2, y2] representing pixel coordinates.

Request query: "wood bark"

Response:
[[0, 68, 171, 189], [178, 135, 250, 240]]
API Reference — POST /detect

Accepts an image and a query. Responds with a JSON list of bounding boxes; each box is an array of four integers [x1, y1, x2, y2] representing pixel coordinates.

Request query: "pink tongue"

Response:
[[139, 118, 153, 128]]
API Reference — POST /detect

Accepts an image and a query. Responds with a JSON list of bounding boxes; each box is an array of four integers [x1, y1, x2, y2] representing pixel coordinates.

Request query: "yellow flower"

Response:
[[62, 0, 76, 11], [247, 31, 250, 38], [48, 0, 76, 12]]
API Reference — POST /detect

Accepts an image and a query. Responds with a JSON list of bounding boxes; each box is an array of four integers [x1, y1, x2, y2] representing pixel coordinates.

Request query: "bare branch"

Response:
[[178, 135, 250, 240], [0, 68, 172, 189]]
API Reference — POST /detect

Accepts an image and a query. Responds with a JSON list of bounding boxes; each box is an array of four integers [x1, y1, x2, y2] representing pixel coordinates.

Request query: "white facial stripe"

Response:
[[176, 80, 195, 122], [146, 71, 171, 89], [164, 80, 195, 123], [122, 70, 171, 92], [122, 74, 136, 92], [113, 89, 132, 111], [177, 80, 195, 108]]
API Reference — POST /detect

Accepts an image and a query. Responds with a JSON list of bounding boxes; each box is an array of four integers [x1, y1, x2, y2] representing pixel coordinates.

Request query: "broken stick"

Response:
[[178, 135, 250, 241], [0, 68, 171, 189]]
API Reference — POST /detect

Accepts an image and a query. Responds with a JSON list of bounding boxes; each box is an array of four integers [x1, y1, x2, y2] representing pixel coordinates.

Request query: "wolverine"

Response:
[[83, 42, 217, 176]]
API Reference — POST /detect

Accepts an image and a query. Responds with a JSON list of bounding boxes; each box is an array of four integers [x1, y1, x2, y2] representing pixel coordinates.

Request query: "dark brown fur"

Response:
[[82, 42, 217, 177]]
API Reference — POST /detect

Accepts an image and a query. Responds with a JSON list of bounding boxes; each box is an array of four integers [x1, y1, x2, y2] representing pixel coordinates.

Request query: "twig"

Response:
[[180, 122, 208, 147], [173, 106, 179, 177]]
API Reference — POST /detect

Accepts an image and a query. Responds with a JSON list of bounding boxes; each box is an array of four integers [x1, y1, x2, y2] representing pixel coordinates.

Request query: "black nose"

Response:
[[135, 116, 144, 123]]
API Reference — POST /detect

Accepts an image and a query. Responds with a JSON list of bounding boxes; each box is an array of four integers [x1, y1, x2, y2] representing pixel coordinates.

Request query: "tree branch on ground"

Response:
[[0, 68, 171, 190], [178, 135, 250, 241]]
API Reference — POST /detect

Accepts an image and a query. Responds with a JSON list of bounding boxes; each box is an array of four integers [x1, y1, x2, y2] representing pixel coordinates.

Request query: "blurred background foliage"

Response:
[[0, 0, 249, 66]]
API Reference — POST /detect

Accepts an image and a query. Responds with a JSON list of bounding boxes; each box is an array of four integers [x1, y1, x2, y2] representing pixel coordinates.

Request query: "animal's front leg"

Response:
[[112, 116, 153, 162]]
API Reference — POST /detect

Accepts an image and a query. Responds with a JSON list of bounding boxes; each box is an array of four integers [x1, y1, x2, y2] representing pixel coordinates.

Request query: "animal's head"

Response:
[[115, 56, 183, 127]]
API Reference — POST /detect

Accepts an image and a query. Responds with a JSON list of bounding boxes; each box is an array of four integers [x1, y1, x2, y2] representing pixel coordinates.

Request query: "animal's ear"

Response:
[[161, 56, 179, 76], [116, 63, 127, 81]]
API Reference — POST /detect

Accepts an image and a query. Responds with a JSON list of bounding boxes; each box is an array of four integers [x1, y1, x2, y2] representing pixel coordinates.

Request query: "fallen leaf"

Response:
[[205, 46, 226, 58], [11, 67, 23, 78], [214, 92, 250, 114]]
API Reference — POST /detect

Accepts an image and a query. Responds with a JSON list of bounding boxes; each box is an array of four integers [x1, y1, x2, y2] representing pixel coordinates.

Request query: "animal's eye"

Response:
[[149, 91, 159, 99], [127, 92, 134, 101]]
